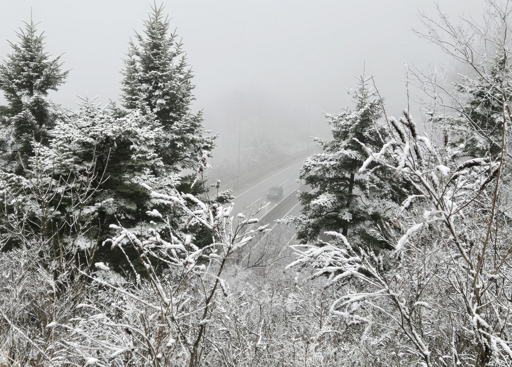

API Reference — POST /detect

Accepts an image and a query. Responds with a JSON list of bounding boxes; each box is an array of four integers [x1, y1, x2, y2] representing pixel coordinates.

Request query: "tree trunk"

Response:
[[342, 173, 355, 237]]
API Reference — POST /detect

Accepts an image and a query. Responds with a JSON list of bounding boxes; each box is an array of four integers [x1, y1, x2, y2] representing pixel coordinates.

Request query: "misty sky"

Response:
[[0, 0, 486, 155]]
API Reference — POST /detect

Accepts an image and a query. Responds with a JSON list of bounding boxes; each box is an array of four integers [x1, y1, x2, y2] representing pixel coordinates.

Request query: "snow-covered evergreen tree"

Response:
[[293, 76, 410, 249], [435, 52, 512, 159], [120, 3, 214, 172], [119, 4, 226, 254], [0, 99, 165, 270], [0, 19, 68, 173]]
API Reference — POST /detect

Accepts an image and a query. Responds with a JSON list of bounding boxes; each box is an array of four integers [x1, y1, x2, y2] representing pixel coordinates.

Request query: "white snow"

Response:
[[95, 262, 110, 271], [436, 165, 451, 177]]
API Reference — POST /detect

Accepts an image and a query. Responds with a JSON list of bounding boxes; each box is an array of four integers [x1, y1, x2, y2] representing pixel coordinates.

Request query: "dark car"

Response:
[[267, 186, 283, 200]]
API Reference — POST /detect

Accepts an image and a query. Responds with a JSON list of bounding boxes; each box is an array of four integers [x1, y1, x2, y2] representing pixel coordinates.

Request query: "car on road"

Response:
[[267, 186, 283, 201]]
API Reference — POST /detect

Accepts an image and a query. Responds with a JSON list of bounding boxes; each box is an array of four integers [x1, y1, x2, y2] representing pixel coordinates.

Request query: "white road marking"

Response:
[[234, 161, 302, 199], [278, 179, 289, 186], [268, 232, 297, 270], [282, 201, 300, 218], [242, 195, 302, 263], [248, 197, 262, 208], [284, 233, 297, 247]]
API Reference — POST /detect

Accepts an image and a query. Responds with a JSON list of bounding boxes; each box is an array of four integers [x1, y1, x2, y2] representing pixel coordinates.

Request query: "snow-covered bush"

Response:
[[287, 3, 512, 365], [0, 166, 266, 366], [289, 107, 511, 365], [0, 98, 167, 270]]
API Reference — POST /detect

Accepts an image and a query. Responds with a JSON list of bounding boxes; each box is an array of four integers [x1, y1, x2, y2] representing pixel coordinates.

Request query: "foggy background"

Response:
[[0, 0, 486, 182]]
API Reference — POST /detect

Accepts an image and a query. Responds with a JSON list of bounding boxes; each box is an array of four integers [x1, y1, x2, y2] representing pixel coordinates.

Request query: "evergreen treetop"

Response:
[[0, 19, 68, 113], [0, 19, 68, 171], [436, 52, 512, 160], [121, 4, 193, 126], [121, 3, 214, 172]]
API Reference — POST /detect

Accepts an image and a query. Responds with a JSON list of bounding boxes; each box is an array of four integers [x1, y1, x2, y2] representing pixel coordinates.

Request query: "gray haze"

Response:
[[0, 0, 486, 176]]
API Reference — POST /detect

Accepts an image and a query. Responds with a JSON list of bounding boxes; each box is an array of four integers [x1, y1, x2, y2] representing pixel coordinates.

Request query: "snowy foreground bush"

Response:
[[286, 2, 512, 365], [0, 170, 346, 366], [2, 106, 511, 367], [4, 103, 512, 366], [289, 108, 512, 366]]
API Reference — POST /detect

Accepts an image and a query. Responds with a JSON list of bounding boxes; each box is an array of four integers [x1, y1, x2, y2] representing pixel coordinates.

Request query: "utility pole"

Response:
[[307, 104, 311, 153], [238, 117, 241, 178]]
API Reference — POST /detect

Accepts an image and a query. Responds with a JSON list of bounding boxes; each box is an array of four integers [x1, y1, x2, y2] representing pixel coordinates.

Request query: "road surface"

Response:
[[231, 160, 304, 222]]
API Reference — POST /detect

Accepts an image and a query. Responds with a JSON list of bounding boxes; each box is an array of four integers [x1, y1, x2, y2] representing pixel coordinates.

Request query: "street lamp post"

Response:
[[307, 104, 311, 153], [238, 116, 241, 178]]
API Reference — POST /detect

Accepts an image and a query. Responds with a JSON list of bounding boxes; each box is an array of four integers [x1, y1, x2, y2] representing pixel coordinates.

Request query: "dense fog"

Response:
[[0, 0, 485, 179]]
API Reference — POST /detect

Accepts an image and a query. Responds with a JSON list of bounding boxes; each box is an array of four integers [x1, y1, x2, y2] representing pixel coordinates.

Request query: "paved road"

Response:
[[258, 186, 308, 226], [228, 153, 318, 268], [231, 160, 304, 221], [228, 157, 318, 270]]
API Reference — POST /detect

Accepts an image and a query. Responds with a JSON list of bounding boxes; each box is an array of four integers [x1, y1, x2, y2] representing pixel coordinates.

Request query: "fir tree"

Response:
[[0, 99, 164, 270], [119, 4, 224, 255], [294, 76, 409, 249], [120, 3, 214, 172], [436, 52, 512, 160], [0, 19, 68, 172]]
